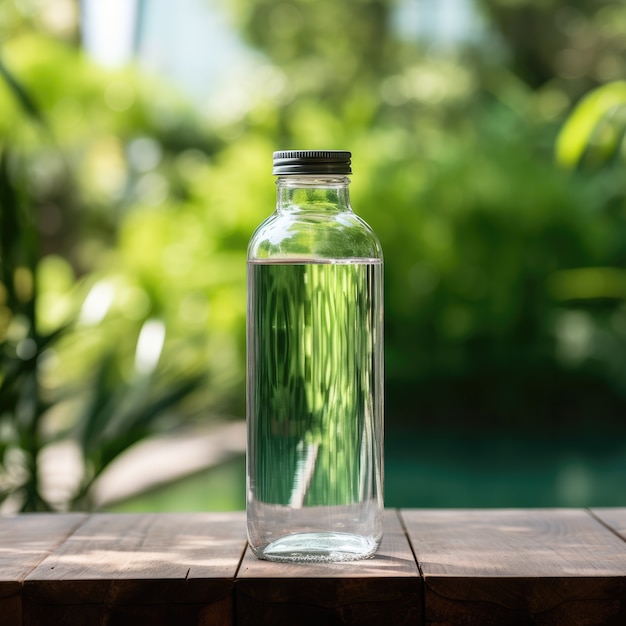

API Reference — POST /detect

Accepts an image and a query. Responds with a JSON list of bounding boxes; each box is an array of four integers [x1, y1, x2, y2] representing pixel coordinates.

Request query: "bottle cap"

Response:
[[272, 150, 352, 175]]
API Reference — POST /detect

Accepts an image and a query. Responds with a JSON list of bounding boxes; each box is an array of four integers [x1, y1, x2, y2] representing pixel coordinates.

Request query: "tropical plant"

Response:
[[0, 36, 224, 512]]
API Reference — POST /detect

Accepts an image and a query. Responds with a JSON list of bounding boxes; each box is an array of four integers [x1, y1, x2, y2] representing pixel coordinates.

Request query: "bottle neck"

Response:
[[276, 175, 352, 213]]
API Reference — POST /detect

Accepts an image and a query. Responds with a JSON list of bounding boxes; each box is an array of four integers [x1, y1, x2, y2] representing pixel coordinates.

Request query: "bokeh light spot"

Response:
[[105, 80, 135, 112]]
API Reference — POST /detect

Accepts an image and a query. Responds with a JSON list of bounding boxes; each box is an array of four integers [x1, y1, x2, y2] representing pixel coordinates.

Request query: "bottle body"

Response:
[[246, 170, 384, 562]]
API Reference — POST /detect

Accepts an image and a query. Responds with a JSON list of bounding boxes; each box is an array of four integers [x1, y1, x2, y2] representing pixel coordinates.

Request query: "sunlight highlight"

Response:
[[134, 319, 166, 375]]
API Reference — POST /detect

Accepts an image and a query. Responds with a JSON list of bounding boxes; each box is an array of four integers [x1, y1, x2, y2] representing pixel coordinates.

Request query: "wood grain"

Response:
[[23, 512, 247, 626], [8, 509, 626, 625], [0, 514, 85, 626], [591, 508, 626, 539], [236, 509, 421, 625], [402, 508, 626, 626]]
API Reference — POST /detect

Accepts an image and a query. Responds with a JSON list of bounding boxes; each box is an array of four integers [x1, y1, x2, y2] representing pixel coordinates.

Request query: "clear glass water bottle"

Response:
[[246, 150, 384, 562]]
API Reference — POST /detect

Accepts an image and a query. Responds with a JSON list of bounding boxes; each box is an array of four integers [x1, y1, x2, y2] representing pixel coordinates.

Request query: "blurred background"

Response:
[[2, 0, 626, 513]]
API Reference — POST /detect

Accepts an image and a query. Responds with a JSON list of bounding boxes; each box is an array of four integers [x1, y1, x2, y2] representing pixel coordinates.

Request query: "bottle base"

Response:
[[251, 532, 378, 563]]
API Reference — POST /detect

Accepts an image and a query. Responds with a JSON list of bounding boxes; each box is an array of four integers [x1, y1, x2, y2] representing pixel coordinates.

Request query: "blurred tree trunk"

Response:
[[479, 0, 567, 87], [477, 0, 620, 94]]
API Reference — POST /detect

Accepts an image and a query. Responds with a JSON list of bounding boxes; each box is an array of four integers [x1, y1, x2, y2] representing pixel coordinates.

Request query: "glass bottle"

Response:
[[246, 150, 384, 562]]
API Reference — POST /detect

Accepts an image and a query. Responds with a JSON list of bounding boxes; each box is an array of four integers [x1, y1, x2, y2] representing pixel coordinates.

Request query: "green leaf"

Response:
[[556, 81, 626, 169], [0, 55, 46, 126], [95, 372, 204, 474], [76, 352, 122, 455]]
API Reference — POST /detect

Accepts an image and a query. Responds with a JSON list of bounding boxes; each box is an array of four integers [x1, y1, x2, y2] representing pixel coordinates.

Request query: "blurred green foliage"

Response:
[[0, 29, 246, 510], [2, 0, 626, 510]]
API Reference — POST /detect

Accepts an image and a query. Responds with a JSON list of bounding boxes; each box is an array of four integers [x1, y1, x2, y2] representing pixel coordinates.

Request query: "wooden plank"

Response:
[[235, 509, 421, 625], [0, 513, 85, 626], [24, 512, 247, 626], [402, 508, 626, 626], [591, 508, 626, 540]]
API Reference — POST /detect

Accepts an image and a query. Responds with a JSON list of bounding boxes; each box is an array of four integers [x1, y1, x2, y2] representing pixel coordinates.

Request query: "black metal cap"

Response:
[[273, 150, 352, 175]]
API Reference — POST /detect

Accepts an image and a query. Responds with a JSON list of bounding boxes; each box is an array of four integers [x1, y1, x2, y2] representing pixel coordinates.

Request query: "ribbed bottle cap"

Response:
[[273, 150, 352, 175]]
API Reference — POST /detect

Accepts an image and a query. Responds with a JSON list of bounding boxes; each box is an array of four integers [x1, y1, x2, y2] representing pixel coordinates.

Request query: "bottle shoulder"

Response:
[[248, 211, 383, 262]]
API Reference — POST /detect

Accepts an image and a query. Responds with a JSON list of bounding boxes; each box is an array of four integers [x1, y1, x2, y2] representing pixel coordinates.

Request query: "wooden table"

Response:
[[2, 509, 626, 625]]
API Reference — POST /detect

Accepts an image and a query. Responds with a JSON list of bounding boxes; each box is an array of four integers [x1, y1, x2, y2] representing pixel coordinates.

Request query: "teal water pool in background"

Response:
[[106, 431, 626, 512], [384, 431, 626, 508]]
